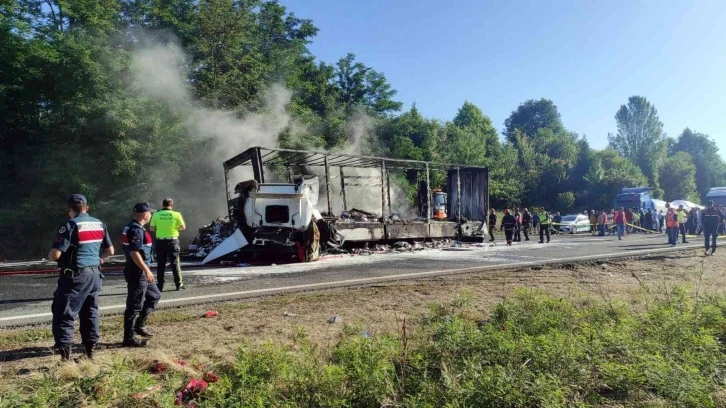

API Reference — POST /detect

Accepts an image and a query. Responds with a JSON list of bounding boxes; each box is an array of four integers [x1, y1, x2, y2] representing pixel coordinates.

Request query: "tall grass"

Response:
[[2, 288, 724, 407]]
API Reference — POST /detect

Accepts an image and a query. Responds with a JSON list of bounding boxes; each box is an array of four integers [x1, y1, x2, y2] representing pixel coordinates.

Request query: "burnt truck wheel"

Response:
[[304, 221, 321, 262]]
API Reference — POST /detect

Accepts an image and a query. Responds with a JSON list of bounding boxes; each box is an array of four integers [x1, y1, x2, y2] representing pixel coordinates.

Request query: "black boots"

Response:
[[84, 342, 95, 360], [135, 314, 153, 338], [123, 312, 148, 347], [56, 344, 71, 361]]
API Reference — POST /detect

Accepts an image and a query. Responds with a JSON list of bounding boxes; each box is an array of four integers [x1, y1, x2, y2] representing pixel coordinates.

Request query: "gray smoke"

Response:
[[129, 41, 293, 238]]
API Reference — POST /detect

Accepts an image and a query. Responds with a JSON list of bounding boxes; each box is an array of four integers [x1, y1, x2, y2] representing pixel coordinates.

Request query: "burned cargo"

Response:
[[201, 147, 489, 264]]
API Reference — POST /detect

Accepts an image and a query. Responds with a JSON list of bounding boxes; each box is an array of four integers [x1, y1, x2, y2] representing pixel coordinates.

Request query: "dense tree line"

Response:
[[1, 0, 724, 259]]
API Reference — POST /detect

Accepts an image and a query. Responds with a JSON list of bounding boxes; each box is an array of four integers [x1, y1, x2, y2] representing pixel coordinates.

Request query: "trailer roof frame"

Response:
[[223, 147, 489, 172]]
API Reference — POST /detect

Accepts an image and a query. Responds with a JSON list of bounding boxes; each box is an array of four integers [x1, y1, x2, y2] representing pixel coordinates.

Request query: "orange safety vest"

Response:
[[665, 210, 679, 228]]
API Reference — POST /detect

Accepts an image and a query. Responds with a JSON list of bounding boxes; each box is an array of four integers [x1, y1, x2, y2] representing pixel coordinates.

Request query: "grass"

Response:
[[1, 286, 725, 408]]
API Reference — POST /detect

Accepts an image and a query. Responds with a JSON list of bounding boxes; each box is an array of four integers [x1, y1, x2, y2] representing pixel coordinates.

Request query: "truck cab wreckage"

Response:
[[201, 147, 489, 264]]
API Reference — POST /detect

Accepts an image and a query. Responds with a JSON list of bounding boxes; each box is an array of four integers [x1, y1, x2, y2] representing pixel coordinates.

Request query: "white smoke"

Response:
[[129, 40, 294, 232]]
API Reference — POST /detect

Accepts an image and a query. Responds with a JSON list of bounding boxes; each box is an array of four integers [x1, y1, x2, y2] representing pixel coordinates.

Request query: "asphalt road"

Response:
[[0, 233, 703, 327]]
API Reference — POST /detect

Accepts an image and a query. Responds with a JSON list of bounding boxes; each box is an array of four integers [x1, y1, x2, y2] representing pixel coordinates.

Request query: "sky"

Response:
[[279, 0, 726, 155]]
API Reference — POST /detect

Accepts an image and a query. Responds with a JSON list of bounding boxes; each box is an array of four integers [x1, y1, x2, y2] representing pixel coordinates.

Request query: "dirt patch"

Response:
[[1, 248, 723, 388]]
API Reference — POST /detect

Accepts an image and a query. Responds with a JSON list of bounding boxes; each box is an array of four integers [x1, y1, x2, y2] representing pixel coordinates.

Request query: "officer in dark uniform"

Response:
[[521, 208, 532, 241], [122, 203, 161, 347], [48, 194, 114, 360]]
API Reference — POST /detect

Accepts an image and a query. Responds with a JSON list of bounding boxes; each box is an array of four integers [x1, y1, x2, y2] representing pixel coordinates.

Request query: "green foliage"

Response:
[[504, 98, 565, 144], [608, 95, 668, 189], [556, 191, 576, 213], [660, 151, 700, 201], [5, 289, 726, 407], [672, 128, 726, 200], [0, 2, 720, 260]]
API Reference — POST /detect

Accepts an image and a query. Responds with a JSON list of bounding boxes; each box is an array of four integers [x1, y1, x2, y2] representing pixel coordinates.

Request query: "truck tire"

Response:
[[304, 221, 321, 262]]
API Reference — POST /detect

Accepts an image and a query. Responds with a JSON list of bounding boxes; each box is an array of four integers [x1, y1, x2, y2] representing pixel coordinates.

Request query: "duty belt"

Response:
[[61, 267, 96, 278], [157, 237, 179, 241]]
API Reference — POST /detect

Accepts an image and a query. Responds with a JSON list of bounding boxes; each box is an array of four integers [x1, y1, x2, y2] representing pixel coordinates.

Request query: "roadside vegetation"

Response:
[[2, 284, 725, 407]]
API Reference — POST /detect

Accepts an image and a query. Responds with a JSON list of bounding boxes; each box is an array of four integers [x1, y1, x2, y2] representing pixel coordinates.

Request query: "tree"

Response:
[[608, 96, 667, 189], [672, 128, 726, 199], [503, 98, 565, 144], [334, 53, 402, 116], [579, 149, 648, 210], [659, 152, 699, 202]]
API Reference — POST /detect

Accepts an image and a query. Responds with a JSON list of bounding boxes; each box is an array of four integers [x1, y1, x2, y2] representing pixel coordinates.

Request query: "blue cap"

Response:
[[133, 202, 155, 213], [67, 194, 87, 206]]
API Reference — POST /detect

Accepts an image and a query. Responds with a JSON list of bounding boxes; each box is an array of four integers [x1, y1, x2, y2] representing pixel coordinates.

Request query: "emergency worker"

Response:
[[48, 194, 114, 360], [501, 209, 517, 246], [488, 208, 497, 242], [702, 200, 724, 256], [122, 203, 161, 347], [150, 198, 187, 291], [521, 208, 532, 241], [677, 205, 689, 244], [538, 209, 551, 243], [666, 205, 679, 246], [513, 208, 522, 242]]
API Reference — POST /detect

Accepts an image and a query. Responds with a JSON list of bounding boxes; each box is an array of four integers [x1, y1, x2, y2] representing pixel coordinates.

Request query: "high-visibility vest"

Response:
[[539, 212, 550, 225], [677, 211, 686, 223], [666, 211, 679, 228]]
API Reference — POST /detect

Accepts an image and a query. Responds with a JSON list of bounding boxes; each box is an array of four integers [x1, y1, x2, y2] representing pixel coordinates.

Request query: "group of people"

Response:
[[488, 207, 554, 246], [487, 201, 725, 256], [49, 195, 187, 361]]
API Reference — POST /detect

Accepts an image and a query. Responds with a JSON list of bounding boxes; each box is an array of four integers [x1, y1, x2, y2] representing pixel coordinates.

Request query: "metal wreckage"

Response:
[[192, 146, 490, 264]]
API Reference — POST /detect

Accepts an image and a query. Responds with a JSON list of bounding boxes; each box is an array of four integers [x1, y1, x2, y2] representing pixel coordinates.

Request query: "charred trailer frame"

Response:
[[222, 147, 489, 248]]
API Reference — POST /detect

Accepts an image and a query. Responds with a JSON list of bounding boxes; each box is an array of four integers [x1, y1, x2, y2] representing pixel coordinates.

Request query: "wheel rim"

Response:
[[573, 226, 577, 234]]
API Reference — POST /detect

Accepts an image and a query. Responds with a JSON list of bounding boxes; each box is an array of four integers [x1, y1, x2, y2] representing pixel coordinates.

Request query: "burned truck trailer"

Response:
[[212, 147, 489, 263]]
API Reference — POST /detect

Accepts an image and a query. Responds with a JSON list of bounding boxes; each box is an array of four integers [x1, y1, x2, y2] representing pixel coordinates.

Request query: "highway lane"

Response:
[[0, 233, 701, 326]]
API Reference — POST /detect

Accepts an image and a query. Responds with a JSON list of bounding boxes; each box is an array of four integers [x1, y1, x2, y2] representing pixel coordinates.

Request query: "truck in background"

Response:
[[613, 187, 667, 212], [705, 187, 726, 207]]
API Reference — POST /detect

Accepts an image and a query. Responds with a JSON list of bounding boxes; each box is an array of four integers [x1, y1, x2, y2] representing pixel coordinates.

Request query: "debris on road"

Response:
[[190, 217, 234, 258], [328, 315, 342, 324]]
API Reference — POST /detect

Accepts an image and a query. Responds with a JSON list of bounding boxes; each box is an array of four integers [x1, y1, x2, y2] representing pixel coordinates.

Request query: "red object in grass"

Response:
[[177, 360, 188, 366], [151, 361, 166, 373], [203, 371, 219, 383], [203, 310, 219, 318]]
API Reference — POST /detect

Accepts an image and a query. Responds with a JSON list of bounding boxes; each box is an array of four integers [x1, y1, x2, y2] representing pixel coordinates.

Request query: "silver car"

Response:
[[557, 214, 591, 234]]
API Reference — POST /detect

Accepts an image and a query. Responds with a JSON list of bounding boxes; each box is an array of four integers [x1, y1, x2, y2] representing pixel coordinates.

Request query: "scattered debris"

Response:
[[203, 311, 219, 318], [191, 217, 234, 258], [203, 371, 219, 383], [328, 315, 342, 324], [175, 379, 208, 406], [150, 361, 167, 373], [283, 311, 297, 317]]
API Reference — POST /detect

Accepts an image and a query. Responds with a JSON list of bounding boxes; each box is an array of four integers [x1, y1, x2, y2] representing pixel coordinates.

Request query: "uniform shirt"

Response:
[[150, 209, 185, 239], [521, 212, 532, 226], [488, 213, 497, 227], [539, 212, 550, 225], [702, 208, 724, 233], [122, 220, 153, 269], [501, 214, 517, 231], [52, 213, 112, 269]]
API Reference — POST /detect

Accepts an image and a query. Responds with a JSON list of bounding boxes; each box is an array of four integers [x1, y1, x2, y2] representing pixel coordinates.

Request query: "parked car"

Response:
[[557, 214, 591, 234]]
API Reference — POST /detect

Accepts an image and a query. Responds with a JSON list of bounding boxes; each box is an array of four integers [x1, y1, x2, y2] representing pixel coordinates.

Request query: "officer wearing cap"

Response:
[[48, 194, 114, 360], [122, 203, 161, 347], [150, 198, 186, 291]]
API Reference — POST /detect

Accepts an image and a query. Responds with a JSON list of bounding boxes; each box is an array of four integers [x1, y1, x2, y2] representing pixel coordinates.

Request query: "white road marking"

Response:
[[0, 243, 701, 323]]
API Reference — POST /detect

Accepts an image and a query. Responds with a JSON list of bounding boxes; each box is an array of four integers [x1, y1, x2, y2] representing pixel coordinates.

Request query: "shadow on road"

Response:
[[0, 343, 125, 363]]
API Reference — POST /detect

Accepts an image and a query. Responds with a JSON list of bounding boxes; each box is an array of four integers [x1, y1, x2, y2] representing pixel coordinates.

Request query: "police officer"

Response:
[[150, 198, 187, 291], [538, 208, 551, 243], [48, 194, 113, 360], [702, 200, 723, 256], [677, 205, 689, 244], [122, 203, 161, 347], [521, 208, 532, 241], [487, 208, 497, 242], [513, 208, 522, 242]]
